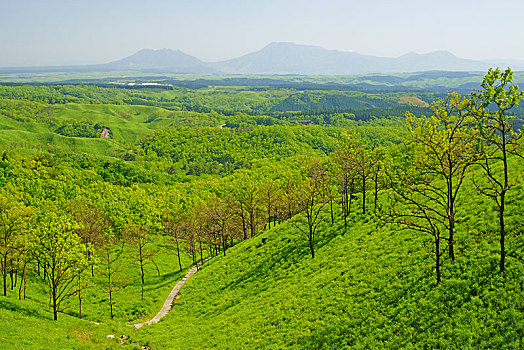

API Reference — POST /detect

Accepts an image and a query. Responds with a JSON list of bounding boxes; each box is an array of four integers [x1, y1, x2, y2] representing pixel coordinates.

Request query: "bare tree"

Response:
[[162, 211, 183, 271], [126, 223, 160, 301], [99, 235, 126, 319], [290, 160, 330, 258]]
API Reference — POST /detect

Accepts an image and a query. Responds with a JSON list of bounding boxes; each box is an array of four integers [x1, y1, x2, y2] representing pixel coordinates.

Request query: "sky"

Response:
[[1, 0, 523, 67]]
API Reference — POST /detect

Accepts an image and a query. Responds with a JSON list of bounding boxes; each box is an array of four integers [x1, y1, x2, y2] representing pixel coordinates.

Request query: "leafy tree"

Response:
[[32, 210, 93, 320], [385, 144, 447, 284], [230, 171, 264, 239], [467, 67, 523, 273], [0, 190, 33, 297], [406, 92, 479, 261], [355, 141, 371, 215]]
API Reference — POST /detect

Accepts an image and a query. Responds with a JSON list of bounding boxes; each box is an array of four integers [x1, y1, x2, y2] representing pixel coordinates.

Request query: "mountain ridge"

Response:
[[1, 42, 523, 75]]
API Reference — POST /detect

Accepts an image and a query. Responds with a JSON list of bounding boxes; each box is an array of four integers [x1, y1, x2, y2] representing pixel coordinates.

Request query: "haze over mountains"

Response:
[[2, 42, 524, 75]]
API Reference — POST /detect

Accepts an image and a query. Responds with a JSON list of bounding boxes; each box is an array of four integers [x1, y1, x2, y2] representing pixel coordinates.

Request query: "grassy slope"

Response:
[[0, 295, 120, 349], [133, 161, 524, 349], [0, 103, 220, 157], [0, 234, 198, 349]]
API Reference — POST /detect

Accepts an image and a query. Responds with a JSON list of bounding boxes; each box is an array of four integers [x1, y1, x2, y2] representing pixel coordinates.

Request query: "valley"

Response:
[[0, 68, 522, 349]]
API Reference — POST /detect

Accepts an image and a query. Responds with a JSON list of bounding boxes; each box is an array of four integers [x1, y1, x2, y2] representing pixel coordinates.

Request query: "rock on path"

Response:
[[131, 258, 210, 329]]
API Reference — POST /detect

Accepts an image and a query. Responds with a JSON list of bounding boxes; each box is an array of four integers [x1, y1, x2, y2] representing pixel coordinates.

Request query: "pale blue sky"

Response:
[[1, 0, 523, 66]]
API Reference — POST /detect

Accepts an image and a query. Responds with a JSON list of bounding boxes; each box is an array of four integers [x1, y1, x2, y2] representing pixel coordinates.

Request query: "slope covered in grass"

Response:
[[0, 294, 121, 349], [133, 160, 524, 349], [0, 233, 198, 349]]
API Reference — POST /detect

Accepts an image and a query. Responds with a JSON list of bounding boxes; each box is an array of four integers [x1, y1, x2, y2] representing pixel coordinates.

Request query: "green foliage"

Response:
[[132, 161, 524, 348], [55, 120, 111, 138], [0, 69, 522, 349]]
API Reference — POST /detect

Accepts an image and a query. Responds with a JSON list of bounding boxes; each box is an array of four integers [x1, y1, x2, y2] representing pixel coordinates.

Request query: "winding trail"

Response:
[[131, 258, 210, 329]]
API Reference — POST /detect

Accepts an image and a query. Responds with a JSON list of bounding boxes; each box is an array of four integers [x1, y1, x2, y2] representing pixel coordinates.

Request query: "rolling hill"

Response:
[[129, 154, 524, 349]]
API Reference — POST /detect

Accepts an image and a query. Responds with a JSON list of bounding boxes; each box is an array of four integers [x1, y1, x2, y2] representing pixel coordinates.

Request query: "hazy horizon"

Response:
[[1, 0, 524, 67]]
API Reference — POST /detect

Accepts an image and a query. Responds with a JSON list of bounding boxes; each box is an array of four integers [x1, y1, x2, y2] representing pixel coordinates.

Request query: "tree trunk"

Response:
[[139, 258, 145, 301], [52, 286, 58, 321], [362, 174, 366, 214], [109, 288, 114, 319], [107, 258, 114, 319], [342, 192, 347, 230], [374, 173, 379, 212], [2, 254, 7, 296], [175, 234, 182, 272], [249, 212, 255, 238], [330, 196, 334, 225], [348, 179, 354, 215], [499, 190, 506, 273], [18, 261, 26, 301], [309, 227, 315, 259], [448, 163, 455, 261], [435, 235, 441, 285], [199, 239, 203, 263], [448, 219, 455, 261], [78, 285, 82, 319], [13, 261, 18, 289], [267, 196, 272, 230], [222, 227, 227, 257], [499, 136, 508, 274]]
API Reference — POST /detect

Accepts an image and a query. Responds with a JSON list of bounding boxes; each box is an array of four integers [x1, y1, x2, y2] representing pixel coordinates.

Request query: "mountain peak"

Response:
[[106, 48, 217, 73], [260, 42, 325, 52], [400, 50, 457, 59]]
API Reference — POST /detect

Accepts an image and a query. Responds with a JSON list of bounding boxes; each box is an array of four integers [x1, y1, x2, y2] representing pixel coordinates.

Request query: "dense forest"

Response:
[[0, 68, 522, 349]]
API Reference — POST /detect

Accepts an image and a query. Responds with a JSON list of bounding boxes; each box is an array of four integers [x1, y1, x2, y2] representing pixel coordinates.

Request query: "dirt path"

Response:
[[131, 258, 210, 329]]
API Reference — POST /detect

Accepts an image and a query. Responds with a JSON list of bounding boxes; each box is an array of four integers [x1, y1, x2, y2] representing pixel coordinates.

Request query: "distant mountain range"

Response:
[[2, 42, 524, 75]]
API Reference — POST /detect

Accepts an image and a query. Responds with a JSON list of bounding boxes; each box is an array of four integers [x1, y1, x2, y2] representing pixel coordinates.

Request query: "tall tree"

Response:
[[467, 67, 523, 273], [205, 196, 235, 257], [332, 132, 360, 228], [385, 144, 447, 285], [0, 191, 32, 297], [355, 145, 372, 215], [126, 222, 160, 301], [290, 160, 329, 258], [98, 232, 126, 319], [162, 211, 183, 272], [406, 92, 479, 261], [71, 200, 110, 276], [369, 146, 387, 213], [32, 210, 93, 320]]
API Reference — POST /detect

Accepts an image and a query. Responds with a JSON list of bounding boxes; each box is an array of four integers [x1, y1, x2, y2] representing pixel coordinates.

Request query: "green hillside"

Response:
[[131, 156, 524, 349], [0, 295, 119, 349], [0, 70, 522, 349]]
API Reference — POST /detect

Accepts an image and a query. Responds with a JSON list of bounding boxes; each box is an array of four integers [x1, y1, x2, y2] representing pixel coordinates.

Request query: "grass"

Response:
[[0, 233, 201, 349], [0, 295, 121, 349], [129, 158, 524, 349], [0, 102, 222, 159]]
